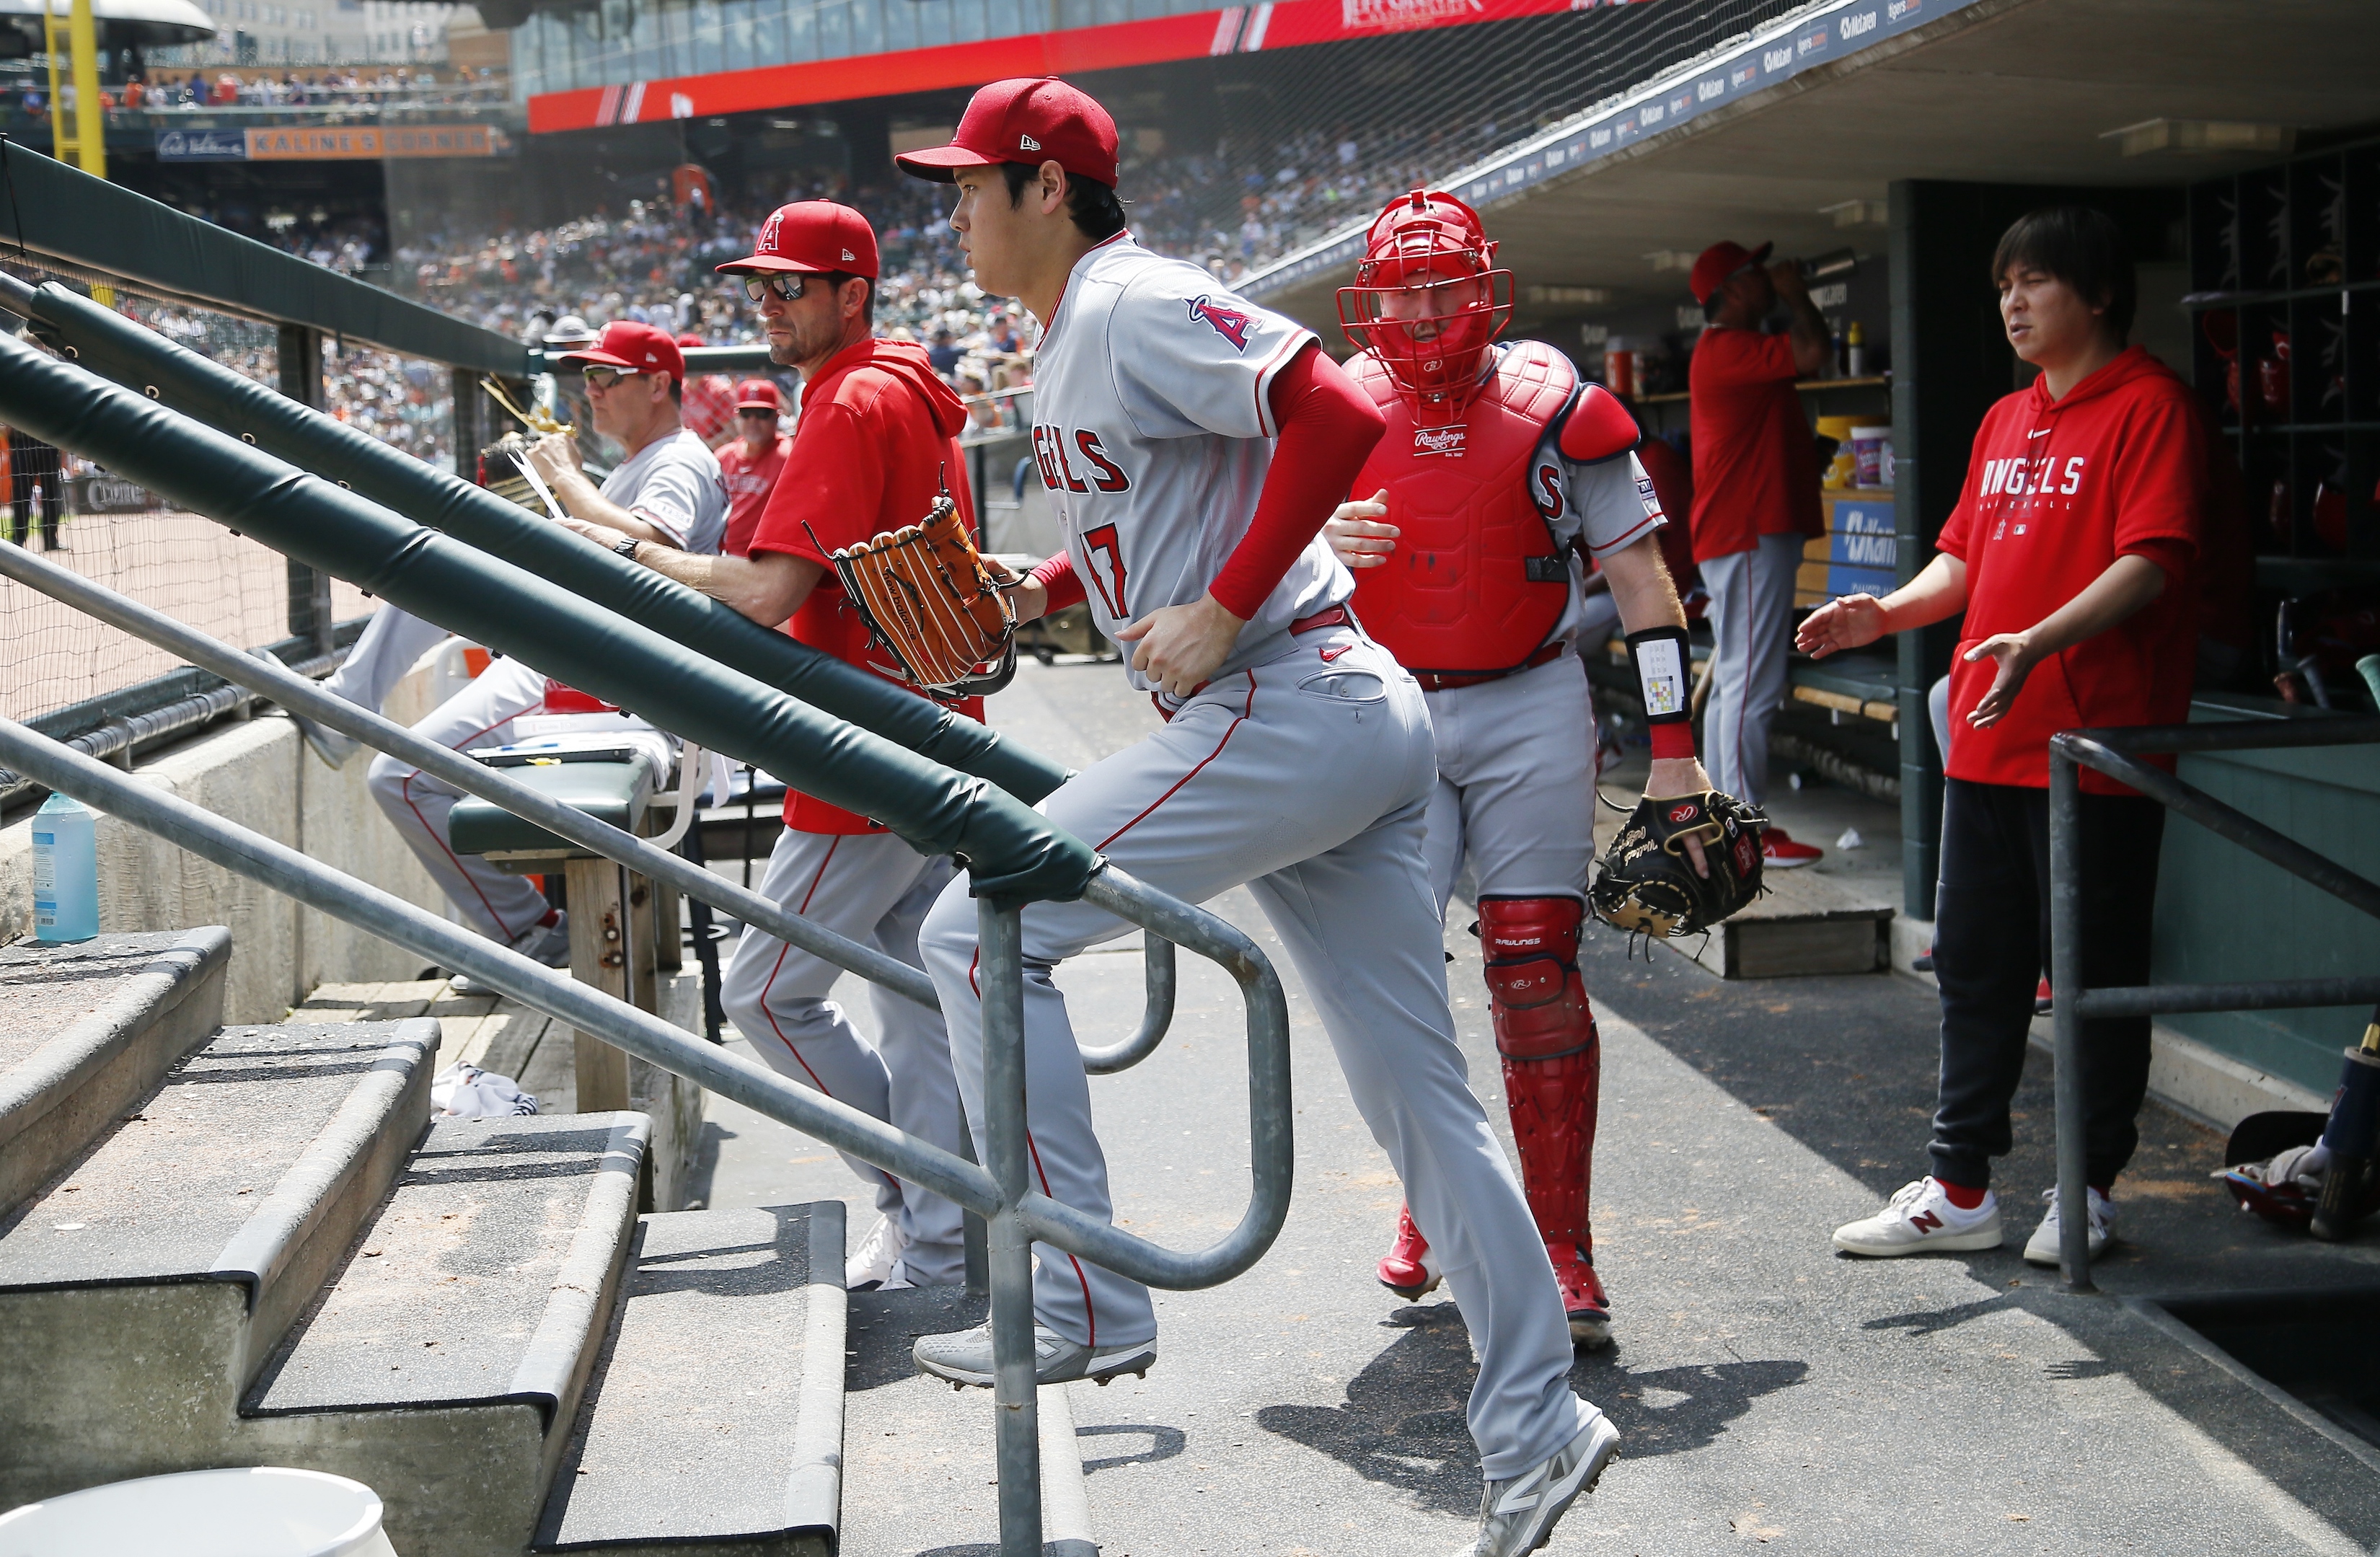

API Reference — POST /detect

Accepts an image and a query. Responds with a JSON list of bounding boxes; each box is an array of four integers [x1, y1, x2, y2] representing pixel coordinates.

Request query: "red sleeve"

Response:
[[1691, 328, 1798, 389], [1207, 343, 1387, 620], [1031, 552, 1088, 612], [747, 402, 882, 565], [2107, 391, 2204, 579]]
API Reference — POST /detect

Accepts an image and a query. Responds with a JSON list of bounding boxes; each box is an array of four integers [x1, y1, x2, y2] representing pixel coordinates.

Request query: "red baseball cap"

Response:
[[559, 320, 685, 386], [675, 331, 705, 348], [1689, 239, 1773, 307], [895, 77, 1119, 188], [733, 379, 783, 411], [716, 200, 880, 278]]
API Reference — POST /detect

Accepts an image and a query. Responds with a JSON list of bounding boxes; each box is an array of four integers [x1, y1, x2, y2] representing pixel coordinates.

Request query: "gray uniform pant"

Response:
[[1700, 530, 1802, 807], [324, 607, 451, 715], [1422, 651, 1599, 913], [720, 829, 969, 1284], [918, 629, 1595, 1480]]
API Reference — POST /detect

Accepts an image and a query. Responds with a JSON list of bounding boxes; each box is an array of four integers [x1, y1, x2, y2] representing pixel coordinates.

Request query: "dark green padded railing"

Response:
[[12, 276, 1070, 808], [0, 332, 1096, 905], [0, 140, 524, 375]]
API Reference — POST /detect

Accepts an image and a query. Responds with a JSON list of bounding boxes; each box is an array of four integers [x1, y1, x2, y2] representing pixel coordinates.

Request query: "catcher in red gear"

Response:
[[1326, 190, 1714, 1347]]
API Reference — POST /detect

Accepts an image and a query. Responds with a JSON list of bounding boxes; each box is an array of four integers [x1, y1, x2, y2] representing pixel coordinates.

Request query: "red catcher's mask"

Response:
[[1337, 189, 1513, 427]]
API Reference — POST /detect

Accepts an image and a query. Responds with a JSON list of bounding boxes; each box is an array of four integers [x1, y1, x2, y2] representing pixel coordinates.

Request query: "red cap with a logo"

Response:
[[733, 379, 783, 411], [895, 77, 1119, 188], [558, 320, 685, 386], [1688, 239, 1773, 307], [716, 200, 881, 279]]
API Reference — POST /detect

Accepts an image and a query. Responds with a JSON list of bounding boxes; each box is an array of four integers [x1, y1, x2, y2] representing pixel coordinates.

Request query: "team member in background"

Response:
[[897, 79, 1617, 1557], [1323, 188, 1712, 1350], [1686, 239, 1830, 866], [565, 202, 978, 1294], [715, 378, 791, 558], [366, 320, 726, 992], [1802, 207, 2203, 1266], [677, 331, 740, 447]]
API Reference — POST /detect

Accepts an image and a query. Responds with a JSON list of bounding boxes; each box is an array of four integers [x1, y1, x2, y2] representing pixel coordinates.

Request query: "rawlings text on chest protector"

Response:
[[1348, 340, 1577, 675]]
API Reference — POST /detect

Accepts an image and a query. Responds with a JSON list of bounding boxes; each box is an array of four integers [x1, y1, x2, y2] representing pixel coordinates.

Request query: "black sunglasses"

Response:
[[742, 273, 808, 302]]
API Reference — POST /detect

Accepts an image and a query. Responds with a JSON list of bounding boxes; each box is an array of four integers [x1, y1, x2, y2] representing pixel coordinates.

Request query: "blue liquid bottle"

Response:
[[32, 793, 98, 944]]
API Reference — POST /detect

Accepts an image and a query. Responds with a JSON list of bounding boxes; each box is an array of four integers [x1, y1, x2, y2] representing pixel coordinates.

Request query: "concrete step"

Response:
[[0, 1018, 436, 1508], [532, 1201, 845, 1556], [1691, 863, 1894, 979], [0, 928, 232, 1215], [239, 1111, 650, 1557]]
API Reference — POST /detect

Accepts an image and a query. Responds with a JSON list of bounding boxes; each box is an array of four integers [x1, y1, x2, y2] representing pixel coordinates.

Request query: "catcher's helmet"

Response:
[[1337, 189, 1514, 425]]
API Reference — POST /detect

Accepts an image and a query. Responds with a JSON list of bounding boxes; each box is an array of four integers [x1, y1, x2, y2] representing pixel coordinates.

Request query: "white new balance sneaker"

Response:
[[2022, 1184, 2114, 1267], [1832, 1178, 2003, 1257], [846, 1213, 909, 1292], [1450, 1411, 1620, 1557], [912, 1320, 1155, 1389], [447, 913, 570, 997]]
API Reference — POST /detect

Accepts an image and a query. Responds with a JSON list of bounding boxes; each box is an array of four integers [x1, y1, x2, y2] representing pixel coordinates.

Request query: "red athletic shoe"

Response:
[[1551, 1245, 1611, 1349], [2035, 977, 2053, 1015], [1762, 826, 1823, 868], [1378, 1205, 1441, 1300]]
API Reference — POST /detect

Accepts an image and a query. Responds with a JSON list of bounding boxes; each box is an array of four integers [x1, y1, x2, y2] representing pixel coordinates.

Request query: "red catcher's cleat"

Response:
[[1378, 1205, 1441, 1300], [1551, 1245, 1611, 1349]]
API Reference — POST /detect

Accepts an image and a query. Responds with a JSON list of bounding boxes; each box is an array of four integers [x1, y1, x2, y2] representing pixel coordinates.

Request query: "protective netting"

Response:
[[0, 254, 443, 725]]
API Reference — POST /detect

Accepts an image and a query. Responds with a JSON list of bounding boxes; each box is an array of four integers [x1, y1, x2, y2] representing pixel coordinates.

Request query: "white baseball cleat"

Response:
[[2022, 1184, 2114, 1267], [446, 914, 570, 997], [912, 1320, 1155, 1390], [1450, 1411, 1620, 1557], [1833, 1177, 2002, 1257], [846, 1213, 909, 1292]]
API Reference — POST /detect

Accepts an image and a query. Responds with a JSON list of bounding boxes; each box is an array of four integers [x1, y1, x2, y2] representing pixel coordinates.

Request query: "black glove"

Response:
[[1589, 790, 1768, 938]]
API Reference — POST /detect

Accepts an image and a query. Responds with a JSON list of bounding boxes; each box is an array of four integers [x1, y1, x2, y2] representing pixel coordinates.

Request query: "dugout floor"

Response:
[[689, 658, 2380, 1556]]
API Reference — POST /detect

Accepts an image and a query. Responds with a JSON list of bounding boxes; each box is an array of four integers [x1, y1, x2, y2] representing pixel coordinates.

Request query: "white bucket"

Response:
[[0, 1467, 398, 1557]]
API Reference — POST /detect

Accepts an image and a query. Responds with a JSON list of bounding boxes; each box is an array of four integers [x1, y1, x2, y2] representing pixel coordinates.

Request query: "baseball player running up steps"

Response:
[[1323, 189, 1711, 1352], [365, 319, 726, 995], [896, 79, 1618, 1557], [550, 202, 982, 1293]]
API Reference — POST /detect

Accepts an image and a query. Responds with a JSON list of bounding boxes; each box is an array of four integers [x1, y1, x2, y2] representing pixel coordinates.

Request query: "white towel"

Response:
[[431, 1062, 538, 1118]]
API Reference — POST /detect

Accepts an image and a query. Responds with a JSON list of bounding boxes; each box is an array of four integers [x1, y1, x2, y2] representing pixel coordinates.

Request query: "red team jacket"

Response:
[[1934, 345, 2205, 794], [717, 431, 790, 559], [749, 338, 982, 833]]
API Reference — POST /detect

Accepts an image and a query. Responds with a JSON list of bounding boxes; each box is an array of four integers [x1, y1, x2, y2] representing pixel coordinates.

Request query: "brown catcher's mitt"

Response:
[[1589, 790, 1768, 938], [825, 493, 1017, 697]]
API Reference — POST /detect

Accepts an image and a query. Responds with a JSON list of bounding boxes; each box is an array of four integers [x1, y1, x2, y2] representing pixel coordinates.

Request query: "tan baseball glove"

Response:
[[826, 493, 1018, 697]]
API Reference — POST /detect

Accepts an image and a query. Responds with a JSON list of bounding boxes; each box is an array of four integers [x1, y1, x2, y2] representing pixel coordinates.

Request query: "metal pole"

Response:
[[278, 323, 334, 656], [977, 898, 1042, 1557], [2048, 746, 2093, 1293], [1080, 932, 1178, 1075]]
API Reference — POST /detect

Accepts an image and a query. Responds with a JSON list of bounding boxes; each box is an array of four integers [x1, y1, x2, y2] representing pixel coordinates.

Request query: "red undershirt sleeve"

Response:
[[1030, 552, 1087, 612], [1205, 343, 1387, 621]]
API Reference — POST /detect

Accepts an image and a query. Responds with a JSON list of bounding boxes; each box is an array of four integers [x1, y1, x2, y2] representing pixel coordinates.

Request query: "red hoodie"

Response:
[[749, 336, 981, 833], [1935, 345, 2205, 793]]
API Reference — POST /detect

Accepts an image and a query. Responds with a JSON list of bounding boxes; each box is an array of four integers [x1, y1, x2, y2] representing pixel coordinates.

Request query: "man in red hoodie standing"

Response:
[[1798, 207, 2204, 1267], [557, 201, 982, 1295]]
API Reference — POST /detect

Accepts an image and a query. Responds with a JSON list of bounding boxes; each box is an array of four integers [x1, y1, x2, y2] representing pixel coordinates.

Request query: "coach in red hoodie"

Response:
[[565, 200, 983, 1296], [1797, 208, 2205, 1269]]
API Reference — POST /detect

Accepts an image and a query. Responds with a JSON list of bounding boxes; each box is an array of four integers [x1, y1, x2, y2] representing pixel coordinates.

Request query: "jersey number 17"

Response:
[[1080, 524, 1129, 618]]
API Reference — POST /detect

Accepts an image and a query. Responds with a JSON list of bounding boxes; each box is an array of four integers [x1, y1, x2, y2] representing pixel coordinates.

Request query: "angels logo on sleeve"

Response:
[[1187, 295, 1254, 352]]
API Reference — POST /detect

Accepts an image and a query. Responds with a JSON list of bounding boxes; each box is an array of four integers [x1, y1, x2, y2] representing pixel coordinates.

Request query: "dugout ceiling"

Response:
[[1245, 0, 2379, 334]]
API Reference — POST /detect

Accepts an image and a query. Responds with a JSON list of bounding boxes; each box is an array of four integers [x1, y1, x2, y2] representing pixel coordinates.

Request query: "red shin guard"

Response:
[[1479, 896, 1601, 1253]]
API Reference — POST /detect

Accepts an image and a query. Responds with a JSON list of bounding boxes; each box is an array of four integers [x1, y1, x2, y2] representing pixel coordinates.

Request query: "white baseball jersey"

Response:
[[1025, 233, 1349, 694]]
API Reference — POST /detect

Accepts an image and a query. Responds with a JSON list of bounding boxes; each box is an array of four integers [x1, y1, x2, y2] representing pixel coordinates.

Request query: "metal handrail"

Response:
[[0, 716, 1292, 1557], [2048, 714, 2380, 1292], [0, 542, 1189, 1071]]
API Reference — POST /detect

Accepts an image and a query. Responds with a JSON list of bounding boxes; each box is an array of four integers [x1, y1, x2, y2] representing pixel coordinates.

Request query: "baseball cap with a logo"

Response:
[[558, 320, 686, 387], [1688, 239, 1774, 307], [733, 379, 784, 411], [715, 200, 881, 279], [894, 77, 1119, 188]]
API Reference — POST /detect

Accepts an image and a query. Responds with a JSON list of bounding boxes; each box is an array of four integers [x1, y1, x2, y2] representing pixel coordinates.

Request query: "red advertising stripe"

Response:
[[528, 0, 1588, 133]]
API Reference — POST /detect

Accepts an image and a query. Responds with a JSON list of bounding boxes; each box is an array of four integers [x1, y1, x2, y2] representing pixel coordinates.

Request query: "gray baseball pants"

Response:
[[1700, 530, 1802, 807], [918, 627, 1596, 1479], [1422, 650, 1599, 912], [721, 829, 970, 1284], [323, 606, 451, 715]]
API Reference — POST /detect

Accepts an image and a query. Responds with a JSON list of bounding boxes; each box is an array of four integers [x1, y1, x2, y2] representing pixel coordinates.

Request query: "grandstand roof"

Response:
[[0, 0, 213, 43]]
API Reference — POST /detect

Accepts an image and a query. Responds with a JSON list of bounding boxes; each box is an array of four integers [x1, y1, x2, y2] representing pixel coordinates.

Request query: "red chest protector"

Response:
[[1347, 340, 1577, 676]]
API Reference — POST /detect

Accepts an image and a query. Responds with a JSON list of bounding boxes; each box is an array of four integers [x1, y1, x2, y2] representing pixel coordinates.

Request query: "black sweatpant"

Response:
[[1929, 777, 2166, 1191]]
